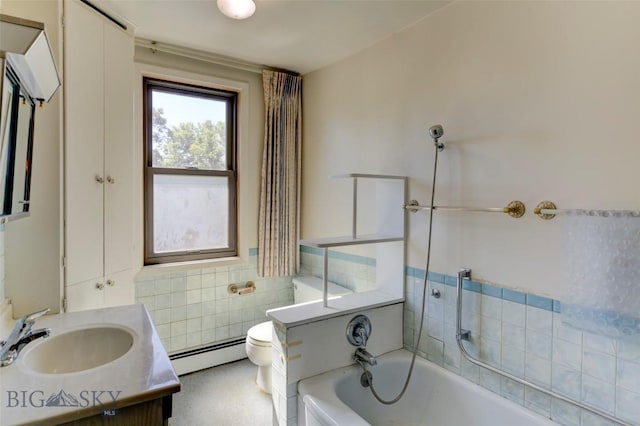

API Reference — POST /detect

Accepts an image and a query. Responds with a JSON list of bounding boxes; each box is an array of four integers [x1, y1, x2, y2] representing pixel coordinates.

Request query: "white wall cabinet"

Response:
[[64, 0, 134, 311]]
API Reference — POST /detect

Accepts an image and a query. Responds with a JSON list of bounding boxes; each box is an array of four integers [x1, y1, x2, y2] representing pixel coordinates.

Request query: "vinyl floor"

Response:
[[170, 358, 273, 426]]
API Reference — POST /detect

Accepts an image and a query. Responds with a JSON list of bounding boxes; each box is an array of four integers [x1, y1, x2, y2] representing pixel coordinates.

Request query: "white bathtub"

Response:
[[297, 349, 558, 426]]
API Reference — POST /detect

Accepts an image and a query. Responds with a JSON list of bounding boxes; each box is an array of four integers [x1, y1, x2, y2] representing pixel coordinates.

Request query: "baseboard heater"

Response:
[[170, 337, 246, 360], [169, 337, 248, 375]]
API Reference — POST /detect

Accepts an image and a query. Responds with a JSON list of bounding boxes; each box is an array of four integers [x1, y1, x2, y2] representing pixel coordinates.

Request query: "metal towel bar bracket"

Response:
[[455, 268, 632, 426]]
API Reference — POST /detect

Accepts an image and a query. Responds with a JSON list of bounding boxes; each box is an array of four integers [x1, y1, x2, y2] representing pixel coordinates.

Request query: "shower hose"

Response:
[[356, 135, 441, 405]]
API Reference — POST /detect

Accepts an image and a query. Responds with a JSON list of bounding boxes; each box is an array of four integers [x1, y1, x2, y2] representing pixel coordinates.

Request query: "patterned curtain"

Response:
[[258, 70, 302, 277]]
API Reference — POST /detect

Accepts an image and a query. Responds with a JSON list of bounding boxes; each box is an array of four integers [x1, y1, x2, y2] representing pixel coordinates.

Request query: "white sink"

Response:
[[21, 326, 134, 374]]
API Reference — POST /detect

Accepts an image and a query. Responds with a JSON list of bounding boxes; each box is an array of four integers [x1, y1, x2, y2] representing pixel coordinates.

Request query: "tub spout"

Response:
[[354, 347, 377, 366]]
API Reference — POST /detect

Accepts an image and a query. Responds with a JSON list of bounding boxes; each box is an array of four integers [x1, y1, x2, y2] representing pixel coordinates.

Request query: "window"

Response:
[[143, 78, 237, 264]]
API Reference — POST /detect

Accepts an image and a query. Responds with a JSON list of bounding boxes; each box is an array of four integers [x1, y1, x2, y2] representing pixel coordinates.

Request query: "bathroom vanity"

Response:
[[0, 304, 180, 425]]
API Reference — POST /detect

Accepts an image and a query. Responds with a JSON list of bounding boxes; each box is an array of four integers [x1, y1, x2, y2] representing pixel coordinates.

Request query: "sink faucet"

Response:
[[0, 308, 51, 367], [354, 347, 377, 366]]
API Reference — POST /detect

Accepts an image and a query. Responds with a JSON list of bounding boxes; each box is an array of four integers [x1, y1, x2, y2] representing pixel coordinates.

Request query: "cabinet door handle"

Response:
[[95, 282, 104, 290], [106, 279, 115, 287], [106, 175, 115, 184], [95, 175, 104, 184]]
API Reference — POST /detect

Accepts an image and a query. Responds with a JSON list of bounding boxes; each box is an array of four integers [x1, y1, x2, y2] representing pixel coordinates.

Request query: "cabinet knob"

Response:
[[106, 175, 115, 184], [106, 279, 115, 287], [95, 175, 104, 184], [95, 282, 104, 290]]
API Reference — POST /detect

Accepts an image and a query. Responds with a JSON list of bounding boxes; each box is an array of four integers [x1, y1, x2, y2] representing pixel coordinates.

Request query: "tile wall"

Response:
[[404, 268, 640, 426], [301, 248, 640, 426], [299, 245, 376, 293], [134, 249, 294, 354]]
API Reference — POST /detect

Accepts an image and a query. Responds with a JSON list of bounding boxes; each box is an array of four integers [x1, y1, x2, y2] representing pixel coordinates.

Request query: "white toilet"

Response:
[[245, 276, 352, 394]]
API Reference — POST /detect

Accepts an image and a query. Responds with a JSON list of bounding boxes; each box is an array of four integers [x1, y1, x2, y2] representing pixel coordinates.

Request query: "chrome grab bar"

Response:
[[455, 268, 632, 426]]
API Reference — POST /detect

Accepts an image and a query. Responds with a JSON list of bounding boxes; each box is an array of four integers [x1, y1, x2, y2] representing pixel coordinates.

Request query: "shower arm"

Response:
[[455, 268, 632, 426], [404, 200, 526, 219]]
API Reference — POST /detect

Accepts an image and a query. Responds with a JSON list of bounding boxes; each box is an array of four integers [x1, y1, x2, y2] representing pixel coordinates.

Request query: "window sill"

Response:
[[137, 255, 247, 278]]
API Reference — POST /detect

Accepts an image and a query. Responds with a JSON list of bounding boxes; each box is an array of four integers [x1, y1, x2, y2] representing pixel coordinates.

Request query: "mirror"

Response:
[[0, 61, 35, 219], [0, 14, 60, 222]]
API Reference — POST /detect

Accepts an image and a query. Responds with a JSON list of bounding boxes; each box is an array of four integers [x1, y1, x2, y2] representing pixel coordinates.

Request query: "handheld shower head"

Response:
[[429, 125, 444, 151]]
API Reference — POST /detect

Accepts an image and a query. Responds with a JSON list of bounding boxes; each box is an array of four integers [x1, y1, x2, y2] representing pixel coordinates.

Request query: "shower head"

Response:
[[429, 125, 444, 151]]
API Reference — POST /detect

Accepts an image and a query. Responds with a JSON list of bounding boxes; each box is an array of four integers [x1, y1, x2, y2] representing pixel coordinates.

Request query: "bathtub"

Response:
[[297, 349, 558, 426]]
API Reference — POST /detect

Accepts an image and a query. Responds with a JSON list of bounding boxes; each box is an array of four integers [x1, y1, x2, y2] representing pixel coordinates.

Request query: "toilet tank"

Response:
[[292, 276, 352, 304]]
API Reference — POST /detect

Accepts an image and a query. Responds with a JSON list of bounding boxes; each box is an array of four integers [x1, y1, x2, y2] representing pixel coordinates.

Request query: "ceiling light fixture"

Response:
[[217, 0, 256, 20]]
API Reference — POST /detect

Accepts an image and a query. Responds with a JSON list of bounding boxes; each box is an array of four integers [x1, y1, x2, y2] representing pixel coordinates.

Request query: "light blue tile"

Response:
[[582, 350, 616, 384], [551, 399, 581, 426], [581, 411, 617, 426], [480, 369, 502, 394], [617, 358, 640, 393], [583, 332, 617, 356], [553, 312, 583, 345], [553, 338, 582, 371], [154, 293, 171, 309], [427, 318, 444, 341], [525, 353, 551, 387], [553, 300, 562, 313], [479, 338, 501, 366], [299, 245, 322, 256], [524, 387, 551, 418], [501, 377, 524, 405], [426, 336, 444, 366], [502, 323, 525, 351], [428, 281, 444, 304], [526, 330, 552, 360], [443, 321, 458, 346], [501, 345, 525, 376], [444, 274, 457, 287], [481, 283, 503, 298], [414, 268, 426, 280], [443, 285, 458, 309], [443, 342, 461, 371], [526, 294, 554, 311], [428, 271, 445, 283], [551, 362, 581, 400], [582, 374, 615, 415], [503, 300, 526, 327], [137, 281, 155, 297], [480, 316, 502, 342], [461, 357, 480, 384], [171, 277, 187, 292], [526, 306, 553, 335], [616, 387, 640, 424], [463, 280, 482, 293], [405, 266, 416, 278], [503, 288, 526, 304], [481, 294, 502, 320], [248, 247, 258, 256], [154, 278, 172, 295]]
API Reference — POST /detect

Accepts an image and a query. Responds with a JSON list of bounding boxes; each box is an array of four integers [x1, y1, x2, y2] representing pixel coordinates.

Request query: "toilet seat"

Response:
[[247, 321, 273, 347]]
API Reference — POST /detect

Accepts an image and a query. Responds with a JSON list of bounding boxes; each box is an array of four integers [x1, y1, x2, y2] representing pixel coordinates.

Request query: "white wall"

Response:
[[0, 0, 62, 315], [302, 1, 640, 299]]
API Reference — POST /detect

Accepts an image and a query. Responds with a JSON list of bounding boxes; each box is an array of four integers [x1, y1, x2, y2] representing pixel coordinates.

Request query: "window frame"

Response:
[[142, 77, 238, 265]]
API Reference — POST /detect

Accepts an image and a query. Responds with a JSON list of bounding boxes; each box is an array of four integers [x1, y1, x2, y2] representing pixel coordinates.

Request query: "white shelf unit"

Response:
[[300, 173, 408, 306]]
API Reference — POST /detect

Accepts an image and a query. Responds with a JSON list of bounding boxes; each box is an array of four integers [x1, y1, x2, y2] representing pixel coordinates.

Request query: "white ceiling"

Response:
[[96, 0, 450, 74]]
